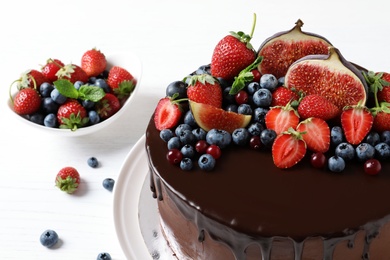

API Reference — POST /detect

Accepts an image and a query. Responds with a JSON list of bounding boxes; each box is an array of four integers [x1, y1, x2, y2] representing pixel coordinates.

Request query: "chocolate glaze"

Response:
[[145, 117, 390, 259]]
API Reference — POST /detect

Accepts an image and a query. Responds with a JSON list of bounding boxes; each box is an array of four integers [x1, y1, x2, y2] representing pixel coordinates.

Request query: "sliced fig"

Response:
[[284, 46, 368, 109], [189, 101, 251, 133], [258, 19, 332, 78]]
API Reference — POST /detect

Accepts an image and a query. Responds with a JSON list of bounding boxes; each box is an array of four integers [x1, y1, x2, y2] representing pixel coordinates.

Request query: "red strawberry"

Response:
[[153, 97, 182, 131], [372, 102, 390, 132], [96, 93, 121, 120], [57, 99, 88, 130], [271, 86, 299, 107], [13, 88, 41, 115], [210, 17, 257, 80], [187, 74, 222, 108], [25, 69, 48, 89], [297, 94, 340, 121], [41, 59, 64, 83], [265, 104, 299, 135], [296, 117, 330, 153], [107, 66, 136, 99], [56, 64, 89, 84], [377, 72, 390, 103], [272, 127, 307, 168], [341, 104, 373, 145], [81, 48, 107, 77], [55, 166, 80, 194]]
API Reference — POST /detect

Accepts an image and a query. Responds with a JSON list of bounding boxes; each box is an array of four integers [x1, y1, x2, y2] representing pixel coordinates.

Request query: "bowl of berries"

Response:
[[7, 48, 142, 136]]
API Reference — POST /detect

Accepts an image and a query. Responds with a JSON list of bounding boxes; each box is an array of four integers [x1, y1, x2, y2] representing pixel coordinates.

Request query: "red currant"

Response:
[[235, 90, 249, 105], [364, 159, 381, 175], [195, 140, 208, 154], [166, 149, 183, 165], [207, 144, 221, 159], [249, 136, 262, 150], [311, 152, 326, 169]]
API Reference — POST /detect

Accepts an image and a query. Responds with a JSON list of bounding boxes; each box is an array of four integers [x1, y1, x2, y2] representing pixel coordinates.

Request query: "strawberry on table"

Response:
[[210, 14, 257, 80], [272, 127, 307, 168], [96, 93, 121, 120], [81, 48, 107, 77], [265, 104, 299, 135], [297, 94, 340, 121], [296, 117, 330, 153], [154, 96, 183, 131], [12, 88, 41, 115], [187, 74, 222, 108], [55, 166, 80, 194], [41, 58, 65, 83], [57, 99, 88, 131], [340, 103, 373, 145], [107, 66, 136, 99]]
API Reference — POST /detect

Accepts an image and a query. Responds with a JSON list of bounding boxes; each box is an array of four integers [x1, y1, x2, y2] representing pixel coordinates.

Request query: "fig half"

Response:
[[284, 46, 368, 109], [258, 19, 332, 78]]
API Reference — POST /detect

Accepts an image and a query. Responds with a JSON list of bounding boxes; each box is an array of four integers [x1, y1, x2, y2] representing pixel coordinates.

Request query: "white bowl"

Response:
[[7, 52, 142, 136]]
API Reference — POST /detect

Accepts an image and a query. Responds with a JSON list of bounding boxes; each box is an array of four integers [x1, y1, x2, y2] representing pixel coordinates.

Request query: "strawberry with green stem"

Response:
[[81, 48, 107, 77], [186, 74, 222, 108], [55, 167, 80, 194], [107, 66, 136, 99], [154, 94, 185, 131], [57, 99, 88, 131]]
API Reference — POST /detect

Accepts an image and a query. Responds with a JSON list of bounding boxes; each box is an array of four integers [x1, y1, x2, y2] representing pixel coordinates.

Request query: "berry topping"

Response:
[[272, 128, 307, 168], [153, 97, 183, 131], [341, 103, 374, 145]]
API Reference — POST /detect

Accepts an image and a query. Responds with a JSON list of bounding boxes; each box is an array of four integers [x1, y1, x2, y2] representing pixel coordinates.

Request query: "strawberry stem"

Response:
[[249, 13, 257, 39]]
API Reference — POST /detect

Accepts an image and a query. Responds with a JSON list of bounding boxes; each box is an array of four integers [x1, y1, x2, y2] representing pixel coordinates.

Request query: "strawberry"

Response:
[[271, 86, 299, 107], [154, 97, 182, 131], [371, 102, 390, 132], [96, 93, 121, 120], [55, 166, 80, 194], [12, 88, 41, 115], [377, 72, 390, 103], [56, 64, 89, 84], [41, 59, 64, 83], [107, 66, 136, 99], [81, 48, 107, 77], [272, 127, 307, 168], [297, 94, 340, 121], [296, 117, 330, 153], [265, 104, 299, 135], [187, 74, 222, 108], [340, 103, 373, 145], [21, 69, 48, 89], [57, 99, 88, 130], [210, 15, 257, 80]]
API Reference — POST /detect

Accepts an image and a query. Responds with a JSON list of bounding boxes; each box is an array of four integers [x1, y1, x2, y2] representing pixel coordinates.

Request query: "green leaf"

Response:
[[54, 79, 79, 99], [229, 56, 263, 95], [79, 85, 106, 102]]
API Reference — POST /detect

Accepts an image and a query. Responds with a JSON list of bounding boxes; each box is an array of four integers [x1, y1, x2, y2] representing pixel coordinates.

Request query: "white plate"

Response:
[[7, 51, 142, 137], [113, 135, 175, 260]]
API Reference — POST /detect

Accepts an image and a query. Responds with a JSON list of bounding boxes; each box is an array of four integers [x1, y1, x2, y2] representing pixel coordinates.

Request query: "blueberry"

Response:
[[225, 104, 238, 113], [365, 131, 380, 146], [87, 157, 99, 168], [260, 129, 277, 148], [232, 128, 250, 146], [216, 77, 230, 88], [206, 129, 232, 149], [328, 156, 345, 173], [97, 252, 112, 260], [180, 158, 193, 171], [102, 178, 115, 192], [181, 144, 195, 158], [179, 129, 196, 145], [198, 154, 216, 171], [160, 129, 174, 142], [252, 88, 272, 107], [248, 122, 264, 136], [167, 136, 181, 150], [39, 82, 54, 97], [237, 104, 252, 115], [175, 124, 192, 137], [331, 126, 344, 147], [42, 97, 59, 114], [277, 76, 285, 86], [88, 110, 100, 125], [375, 142, 390, 160], [82, 99, 95, 110], [356, 143, 375, 162], [166, 81, 188, 99], [30, 113, 44, 125], [192, 128, 207, 141], [381, 130, 390, 144], [223, 87, 235, 104], [74, 81, 85, 90], [247, 82, 260, 95], [88, 77, 97, 84], [335, 142, 355, 161], [51, 88, 67, 104], [260, 74, 278, 91], [195, 64, 211, 75], [44, 113, 57, 128], [253, 107, 269, 125], [94, 78, 110, 93], [184, 110, 197, 127], [40, 229, 59, 248]]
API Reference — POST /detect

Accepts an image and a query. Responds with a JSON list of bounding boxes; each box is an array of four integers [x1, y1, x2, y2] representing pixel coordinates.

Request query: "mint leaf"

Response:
[[229, 56, 263, 95], [54, 79, 79, 99], [79, 85, 106, 102]]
